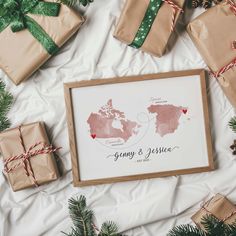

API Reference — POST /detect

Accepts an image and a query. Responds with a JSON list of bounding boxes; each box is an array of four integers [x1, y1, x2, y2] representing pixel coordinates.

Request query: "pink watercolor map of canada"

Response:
[[87, 99, 188, 144]]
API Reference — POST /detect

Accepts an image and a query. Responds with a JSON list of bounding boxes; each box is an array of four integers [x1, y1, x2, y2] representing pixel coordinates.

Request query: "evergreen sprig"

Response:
[[0, 80, 13, 132], [98, 221, 123, 236], [168, 215, 236, 236], [63, 196, 125, 236], [229, 116, 236, 133], [57, 0, 94, 7]]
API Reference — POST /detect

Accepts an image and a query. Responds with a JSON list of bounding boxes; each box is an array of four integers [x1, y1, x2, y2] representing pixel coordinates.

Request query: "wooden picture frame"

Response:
[[64, 69, 214, 187]]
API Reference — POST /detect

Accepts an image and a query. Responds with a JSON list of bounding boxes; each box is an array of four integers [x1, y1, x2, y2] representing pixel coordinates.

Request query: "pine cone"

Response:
[[202, 0, 212, 8], [230, 140, 236, 155], [191, 0, 202, 8], [212, 0, 223, 4]]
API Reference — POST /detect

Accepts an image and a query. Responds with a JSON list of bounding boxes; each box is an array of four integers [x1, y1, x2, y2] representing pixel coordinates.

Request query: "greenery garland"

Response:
[[63, 196, 125, 236], [168, 215, 236, 236], [64, 196, 236, 236], [0, 80, 13, 132]]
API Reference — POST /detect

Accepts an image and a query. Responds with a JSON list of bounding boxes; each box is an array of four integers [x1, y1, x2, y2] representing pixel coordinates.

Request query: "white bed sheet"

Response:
[[1, 1, 236, 236]]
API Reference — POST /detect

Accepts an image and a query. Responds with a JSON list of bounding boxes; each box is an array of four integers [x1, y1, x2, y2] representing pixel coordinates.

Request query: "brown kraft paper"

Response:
[[191, 194, 236, 230], [0, 0, 85, 85], [113, 0, 185, 57], [187, 0, 236, 107], [0, 122, 59, 191]]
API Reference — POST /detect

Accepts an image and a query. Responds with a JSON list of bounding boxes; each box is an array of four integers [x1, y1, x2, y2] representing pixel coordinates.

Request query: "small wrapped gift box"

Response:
[[0, 122, 60, 191], [0, 0, 84, 85], [113, 0, 185, 57], [191, 194, 236, 230], [187, 0, 236, 107]]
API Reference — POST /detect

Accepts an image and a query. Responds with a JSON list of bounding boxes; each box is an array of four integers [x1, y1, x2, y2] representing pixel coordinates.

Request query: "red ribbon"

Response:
[[163, 0, 184, 32], [212, 0, 236, 78], [4, 126, 61, 187]]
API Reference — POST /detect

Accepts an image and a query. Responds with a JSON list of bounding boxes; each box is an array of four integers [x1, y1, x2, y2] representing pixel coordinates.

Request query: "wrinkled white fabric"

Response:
[[0, 1, 235, 236]]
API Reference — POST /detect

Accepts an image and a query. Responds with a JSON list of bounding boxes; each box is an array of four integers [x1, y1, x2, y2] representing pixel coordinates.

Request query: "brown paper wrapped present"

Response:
[[0, 0, 84, 85], [0, 122, 60, 191], [113, 0, 185, 57], [187, 0, 236, 107], [191, 194, 236, 230]]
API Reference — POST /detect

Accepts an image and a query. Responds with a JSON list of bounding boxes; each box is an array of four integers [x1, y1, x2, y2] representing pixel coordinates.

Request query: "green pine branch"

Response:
[[0, 80, 13, 132], [98, 221, 123, 236], [64, 197, 236, 236], [57, 0, 94, 7], [63, 196, 96, 236], [63, 196, 125, 236], [168, 215, 236, 236], [229, 116, 236, 133], [168, 224, 205, 236]]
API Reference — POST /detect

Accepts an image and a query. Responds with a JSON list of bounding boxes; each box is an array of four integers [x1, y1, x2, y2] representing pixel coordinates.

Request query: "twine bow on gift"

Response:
[[163, 0, 184, 32], [3, 126, 61, 187], [200, 196, 236, 223], [129, 0, 183, 49], [0, 0, 61, 55], [211, 0, 236, 78], [228, 0, 236, 15]]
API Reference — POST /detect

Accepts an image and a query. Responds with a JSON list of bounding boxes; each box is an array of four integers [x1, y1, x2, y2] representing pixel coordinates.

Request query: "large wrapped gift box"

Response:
[[0, 0, 84, 85], [0, 122, 60, 191], [187, 0, 236, 107], [113, 0, 185, 57]]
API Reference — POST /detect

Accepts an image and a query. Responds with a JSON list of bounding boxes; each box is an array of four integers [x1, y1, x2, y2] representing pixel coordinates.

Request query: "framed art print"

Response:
[[64, 69, 214, 187]]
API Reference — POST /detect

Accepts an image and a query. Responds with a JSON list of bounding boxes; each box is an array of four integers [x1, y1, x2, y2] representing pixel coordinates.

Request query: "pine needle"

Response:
[[229, 116, 236, 133], [66, 196, 96, 236], [63, 196, 125, 236], [98, 221, 122, 236], [0, 80, 13, 132], [167, 215, 236, 236], [168, 224, 205, 236]]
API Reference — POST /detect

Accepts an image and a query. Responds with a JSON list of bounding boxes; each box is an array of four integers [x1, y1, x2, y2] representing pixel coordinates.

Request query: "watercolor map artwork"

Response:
[[148, 104, 187, 137], [87, 99, 140, 142], [66, 72, 214, 184], [87, 99, 188, 148]]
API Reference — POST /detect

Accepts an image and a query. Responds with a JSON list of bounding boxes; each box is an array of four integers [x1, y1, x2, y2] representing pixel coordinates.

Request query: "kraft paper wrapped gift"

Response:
[[113, 0, 185, 57], [0, 122, 60, 191], [191, 194, 236, 230], [187, 0, 236, 107], [0, 0, 84, 85]]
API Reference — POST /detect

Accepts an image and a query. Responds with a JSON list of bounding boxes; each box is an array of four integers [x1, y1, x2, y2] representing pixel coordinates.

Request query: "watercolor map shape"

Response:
[[148, 104, 187, 137], [87, 99, 188, 142], [87, 99, 141, 142]]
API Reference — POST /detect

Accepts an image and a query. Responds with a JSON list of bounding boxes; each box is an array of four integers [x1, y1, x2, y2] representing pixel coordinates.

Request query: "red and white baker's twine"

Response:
[[4, 126, 61, 187], [212, 58, 236, 78], [212, 0, 236, 78], [201, 197, 236, 223], [228, 0, 236, 14], [163, 0, 184, 32]]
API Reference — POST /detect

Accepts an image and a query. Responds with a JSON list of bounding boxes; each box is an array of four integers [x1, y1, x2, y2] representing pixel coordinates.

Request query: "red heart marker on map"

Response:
[[182, 109, 188, 114], [91, 134, 96, 139]]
